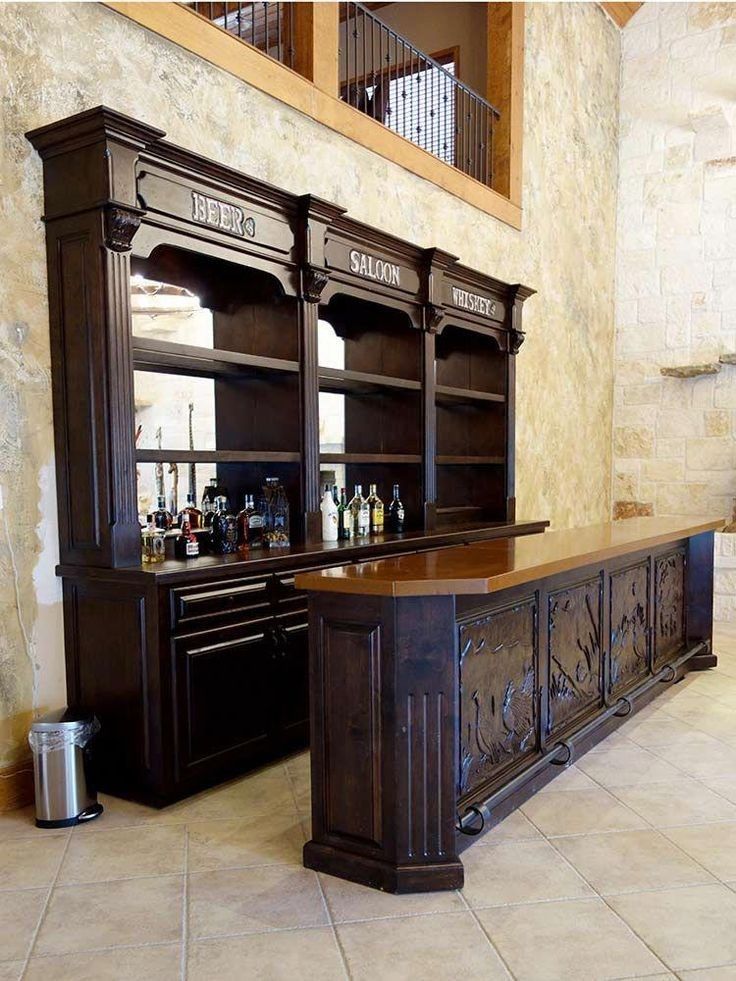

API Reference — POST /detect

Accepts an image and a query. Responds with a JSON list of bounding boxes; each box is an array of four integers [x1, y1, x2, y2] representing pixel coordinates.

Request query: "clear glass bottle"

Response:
[[201, 478, 218, 528], [386, 483, 405, 533], [268, 481, 290, 548], [367, 483, 384, 535], [338, 487, 352, 541], [236, 494, 254, 554], [177, 492, 203, 530], [174, 517, 200, 559], [211, 496, 238, 554], [141, 515, 165, 564], [152, 494, 173, 530], [349, 484, 370, 538], [321, 483, 339, 542]]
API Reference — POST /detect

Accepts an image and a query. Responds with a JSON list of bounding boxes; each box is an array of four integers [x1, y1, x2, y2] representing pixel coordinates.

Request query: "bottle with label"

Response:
[[268, 481, 290, 548], [367, 484, 384, 535], [201, 478, 218, 528], [349, 484, 370, 538], [211, 496, 238, 554], [152, 495, 173, 530], [174, 517, 200, 559], [386, 483, 405, 533], [141, 515, 166, 564], [321, 484, 339, 542], [337, 488, 352, 540], [247, 492, 264, 549], [236, 494, 253, 554], [177, 492, 202, 530]]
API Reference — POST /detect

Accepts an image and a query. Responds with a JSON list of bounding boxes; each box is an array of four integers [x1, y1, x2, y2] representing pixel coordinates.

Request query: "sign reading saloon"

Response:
[[450, 286, 497, 319], [191, 191, 256, 239], [349, 249, 401, 287]]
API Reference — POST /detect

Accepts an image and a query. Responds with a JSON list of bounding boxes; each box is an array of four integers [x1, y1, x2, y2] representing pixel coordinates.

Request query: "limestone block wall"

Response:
[[613, 2, 736, 618], [0, 1, 620, 770]]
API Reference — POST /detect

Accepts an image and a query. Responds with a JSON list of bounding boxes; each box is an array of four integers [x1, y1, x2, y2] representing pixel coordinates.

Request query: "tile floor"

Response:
[[3, 624, 736, 979]]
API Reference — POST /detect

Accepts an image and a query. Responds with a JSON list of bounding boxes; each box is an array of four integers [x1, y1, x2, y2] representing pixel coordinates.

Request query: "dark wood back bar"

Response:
[[298, 517, 721, 893], [26, 106, 542, 805]]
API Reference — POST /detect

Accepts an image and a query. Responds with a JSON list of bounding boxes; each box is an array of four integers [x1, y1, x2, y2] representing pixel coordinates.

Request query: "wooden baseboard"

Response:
[[0, 759, 34, 813]]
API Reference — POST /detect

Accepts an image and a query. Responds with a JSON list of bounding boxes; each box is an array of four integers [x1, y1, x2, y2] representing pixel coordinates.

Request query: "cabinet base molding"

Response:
[[0, 759, 34, 813], [303, 842, 464, 893]]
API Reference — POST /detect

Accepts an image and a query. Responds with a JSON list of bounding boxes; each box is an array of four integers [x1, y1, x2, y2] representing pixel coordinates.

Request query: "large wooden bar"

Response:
[[296, 516, 722, 893]]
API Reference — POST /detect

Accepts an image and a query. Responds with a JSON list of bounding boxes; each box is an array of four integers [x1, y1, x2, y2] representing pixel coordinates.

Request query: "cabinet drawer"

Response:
[[171, 574, 275, 631]]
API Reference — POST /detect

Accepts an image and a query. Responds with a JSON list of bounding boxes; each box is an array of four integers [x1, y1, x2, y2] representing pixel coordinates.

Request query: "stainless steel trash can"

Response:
[[28, 709, 103, 828]]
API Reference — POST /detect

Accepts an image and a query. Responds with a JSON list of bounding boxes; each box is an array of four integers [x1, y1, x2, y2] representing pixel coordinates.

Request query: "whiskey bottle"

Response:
[[338, 488, 352, 540], [152, 494, 173, 530], [211, 496, 238, 554], [268, 482, 290, 548], [349, 484, 370, 538], [321, 483, 339, 542], [141, 514, 165, 564], [201, 478, 218, 528], [386, 483, 405, 533], [174, 517, 200, 559], [177, 492, 202, 530], [247, 493, 264, 549], [236, 494, 253, 554], [367, 483, 384, 535]]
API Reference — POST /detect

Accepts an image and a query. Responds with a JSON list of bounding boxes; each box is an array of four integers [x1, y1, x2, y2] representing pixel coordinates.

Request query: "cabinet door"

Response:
[[174, 620, 277, 783], [272, 609, 310, 750]]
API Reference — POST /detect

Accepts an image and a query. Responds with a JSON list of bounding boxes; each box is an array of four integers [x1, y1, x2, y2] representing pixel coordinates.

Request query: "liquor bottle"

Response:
[[337, 488, 352, 541], [268, 481, 290, 548], [141, 515, 165, 564], [349, 484, 370, 538], [367, 483, 384, 535], [177, 492, 202, 530], [236, 494, 253, 554], [152, 494, 173, 530], [386, 483, 405, 533], [174, 517, 200, 559], [201, 478, 218, 528], [247, 493, 264, 549], [211, 496, 238, 554], [321, 483, 339, 542], [332, 484, 339, 507]]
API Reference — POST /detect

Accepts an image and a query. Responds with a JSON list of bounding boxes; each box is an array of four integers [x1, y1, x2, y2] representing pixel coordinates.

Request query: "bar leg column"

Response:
[[304, 592, 463, 893], [687, 530, 718, 670]]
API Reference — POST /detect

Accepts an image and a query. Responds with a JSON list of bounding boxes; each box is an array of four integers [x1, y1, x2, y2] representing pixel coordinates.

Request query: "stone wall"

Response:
[[613, 2, 736, 618], [0, 1, 620, 769]]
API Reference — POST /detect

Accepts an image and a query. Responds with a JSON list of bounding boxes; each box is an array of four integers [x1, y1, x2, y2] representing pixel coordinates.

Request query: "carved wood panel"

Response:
[[459, 599, 537, 797], [654, 549, 686, 669], [610, 560, 650, 696], [547, 578, 602, 736]]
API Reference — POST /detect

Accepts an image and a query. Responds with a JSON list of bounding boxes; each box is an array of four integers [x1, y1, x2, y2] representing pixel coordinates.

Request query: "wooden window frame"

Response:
[[105, 2, 524, 229]]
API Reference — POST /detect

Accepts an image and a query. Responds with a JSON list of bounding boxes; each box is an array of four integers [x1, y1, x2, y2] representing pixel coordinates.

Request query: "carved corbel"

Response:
[[507, 283, 536, 356], [424, 302, 446, 334], [302, 264, 330, 304], [104, 204, 145, 253], [509, 328, 526, 355]]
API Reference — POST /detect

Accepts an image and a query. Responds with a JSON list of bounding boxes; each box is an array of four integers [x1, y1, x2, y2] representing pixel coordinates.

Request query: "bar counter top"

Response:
[[295, 516, 724, 597]]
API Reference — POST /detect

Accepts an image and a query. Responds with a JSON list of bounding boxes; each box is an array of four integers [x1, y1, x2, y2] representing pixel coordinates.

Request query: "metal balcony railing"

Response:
[[339, 2, 500, 187], [188, 2, 295, 69]]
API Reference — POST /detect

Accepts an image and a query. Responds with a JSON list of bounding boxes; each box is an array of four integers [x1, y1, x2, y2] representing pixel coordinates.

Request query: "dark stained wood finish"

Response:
[[303, 528, 717, 892]]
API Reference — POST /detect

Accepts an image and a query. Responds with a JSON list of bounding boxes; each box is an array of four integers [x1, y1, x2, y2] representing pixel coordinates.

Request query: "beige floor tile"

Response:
[[76, 794, 177, 831], [319, 872, 464, 923], [23, 943, 181, 980], [660, 692, 726, 726], [189, 866, 328, 938], [609, 884, 736, 971], [476, 897, 666, 981], [613, 778, 736, 828], [535, 765, 599, 793], [705, 779, 736, 806], [0, 963, 23, 981], [0, 835, 67, 891], [157, 769, 297, 824], [475, 808, 543, 845], [585, 729, 638, 753], [0, 806, 70, 841], [35, 875, 183, 955], [623, 713, 700, 749], [679, 967, 736, 979], [650, 735, 736, 782], [664, 823, 736, 880], [187, 814, 306, 871], [520, 788, 647, 837], [575, 745, 683, 789], [58, 825, 185, 884], [0, 888, 46, 961], [337, 911, 509, 981], [461, 839, 594, 908], [189, 928, 345, 980], [553, 829, 713, 895]]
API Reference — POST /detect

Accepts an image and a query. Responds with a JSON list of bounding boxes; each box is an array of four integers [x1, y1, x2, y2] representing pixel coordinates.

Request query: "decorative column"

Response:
[[505, 283, 536, 522]]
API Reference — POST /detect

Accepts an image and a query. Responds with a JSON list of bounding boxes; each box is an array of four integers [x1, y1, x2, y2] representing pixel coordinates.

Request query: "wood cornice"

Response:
[[600, 2, 643, 28]]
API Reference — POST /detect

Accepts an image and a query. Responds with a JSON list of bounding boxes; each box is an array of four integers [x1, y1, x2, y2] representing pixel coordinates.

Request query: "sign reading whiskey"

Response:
[[450, 287, 497, 319]]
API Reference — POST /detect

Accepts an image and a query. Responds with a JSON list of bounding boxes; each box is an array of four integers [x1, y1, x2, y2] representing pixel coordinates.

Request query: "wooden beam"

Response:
[[292, 2, 339, 96], [486, 3, 524, 207], [105, 3, 522, 229], [600, 3, 643, 28]]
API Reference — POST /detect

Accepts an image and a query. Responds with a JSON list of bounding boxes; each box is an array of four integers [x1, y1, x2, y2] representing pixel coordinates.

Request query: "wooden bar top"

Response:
[[295, 516, 724, 597]]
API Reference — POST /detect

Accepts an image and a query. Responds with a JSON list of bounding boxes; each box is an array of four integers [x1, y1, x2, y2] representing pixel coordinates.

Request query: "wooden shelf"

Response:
[[137, 450, 301, 464], [436, 385, 505, 405], [319, 366, 421, 395], [436, 455, 504, 465], [437, 506, 488, 515], [132, 337, 299, 378], [320, 453, 422, 465]]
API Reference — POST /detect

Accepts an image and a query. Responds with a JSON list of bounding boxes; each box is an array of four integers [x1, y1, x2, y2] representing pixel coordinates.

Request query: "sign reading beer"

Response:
[[191, 190, 256, 238], [450, 286, 497, 319], [349, 249, 401, 287]]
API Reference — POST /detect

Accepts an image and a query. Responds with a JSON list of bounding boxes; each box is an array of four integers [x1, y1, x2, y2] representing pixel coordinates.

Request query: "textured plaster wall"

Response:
[[0, 1, 620, 768], [612, 2, 736, 618]]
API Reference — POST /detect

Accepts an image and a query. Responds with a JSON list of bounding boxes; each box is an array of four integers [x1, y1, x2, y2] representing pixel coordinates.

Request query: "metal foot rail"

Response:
[[457, 641, 707, 835]]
